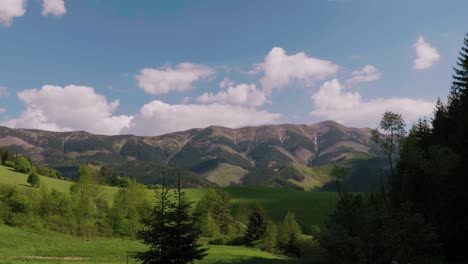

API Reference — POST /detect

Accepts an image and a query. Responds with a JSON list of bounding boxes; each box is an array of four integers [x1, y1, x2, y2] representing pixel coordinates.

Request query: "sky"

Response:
[[0, 0, 467, 136]]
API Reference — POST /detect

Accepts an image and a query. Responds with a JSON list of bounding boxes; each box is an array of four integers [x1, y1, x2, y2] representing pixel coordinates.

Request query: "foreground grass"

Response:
[[0, 225, 296, 264]]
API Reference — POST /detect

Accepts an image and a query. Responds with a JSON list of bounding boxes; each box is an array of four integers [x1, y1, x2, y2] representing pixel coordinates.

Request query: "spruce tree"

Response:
[[277, 211, 302, 256], [133, 172, 206, 264], [244, 206, 268, 245], [396, 33, 468, 261], [440, 33, 468, 261]]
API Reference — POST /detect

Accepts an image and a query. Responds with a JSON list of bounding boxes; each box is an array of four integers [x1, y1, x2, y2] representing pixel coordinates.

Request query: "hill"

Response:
[[0, 165, 339, 232], [0, 121, 385, 190]]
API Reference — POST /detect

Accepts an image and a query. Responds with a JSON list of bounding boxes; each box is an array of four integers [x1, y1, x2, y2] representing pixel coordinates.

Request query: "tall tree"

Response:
[[133, 172, 206, 264], [70, 165, 96, 236], [244, 206, 268, 246], [277, 211, 302, 257], [194, 189, 233, 235], [434, 33, 468, 260], [372, 111, 406, 179]]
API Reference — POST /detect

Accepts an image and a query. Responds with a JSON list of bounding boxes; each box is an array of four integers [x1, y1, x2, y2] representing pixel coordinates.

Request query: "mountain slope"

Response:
[[0, 121, 384, 189]]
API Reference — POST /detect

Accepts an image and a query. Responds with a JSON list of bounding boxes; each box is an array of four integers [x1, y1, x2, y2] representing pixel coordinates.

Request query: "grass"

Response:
[[226, 186, 339, 233], [0, 165, 339, 232], [0, 165, 336, 262], [0, 225, 297, 264], [0, 165, 120, 202], [204, 163, 248, 187]]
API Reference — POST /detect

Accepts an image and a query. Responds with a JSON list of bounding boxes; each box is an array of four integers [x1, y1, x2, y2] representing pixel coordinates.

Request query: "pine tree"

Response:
[[440, 33, 468, 261], [244, 206, 268, 246], [132, 172, 207, 264], [277, 211, 302, 257], [397, 33, 468, 261]]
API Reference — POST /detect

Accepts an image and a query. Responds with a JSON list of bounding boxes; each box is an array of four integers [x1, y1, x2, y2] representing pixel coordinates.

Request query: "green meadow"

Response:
[[0, 225, 298, 264], [0, 165, 338, 263], [0, 165, 339, 230]]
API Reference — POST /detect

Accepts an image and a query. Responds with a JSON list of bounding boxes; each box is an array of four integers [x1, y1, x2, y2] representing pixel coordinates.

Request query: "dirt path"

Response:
[[19, 256, 88, 261]]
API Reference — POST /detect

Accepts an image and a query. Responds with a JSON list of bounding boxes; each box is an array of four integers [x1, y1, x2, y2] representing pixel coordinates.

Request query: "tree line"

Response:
[[316, 33, 468, 263], [0, 164, 152, 237]]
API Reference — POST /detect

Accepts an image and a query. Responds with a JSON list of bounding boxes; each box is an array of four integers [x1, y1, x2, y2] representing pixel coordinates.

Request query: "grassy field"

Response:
[[0, 225, 298, 264], [0, 165, 338, 231], [0, 165, 336, 263], [0, 165, 339, 231], [204, 163, 248, 187]]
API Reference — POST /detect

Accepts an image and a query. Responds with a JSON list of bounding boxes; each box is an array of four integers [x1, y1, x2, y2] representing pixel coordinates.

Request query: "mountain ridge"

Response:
[[0, 121, 384, 190]]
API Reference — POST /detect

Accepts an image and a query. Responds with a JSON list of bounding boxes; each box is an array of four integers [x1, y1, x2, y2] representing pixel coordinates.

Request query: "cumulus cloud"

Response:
[[251, 47, 339, 93], [196, 82, 268, 106], [42, 0, 66, 16], [310, 79, 434, 127], [0, 107, 5, 114], [413, 36, 440, 70], [126, 100, 281, 136], [136, 63, 215, 95], [2, 85, 132, 135], [346, 65, 382, 86], [0, 0, 26, 26], [0, 86, 9, 97]]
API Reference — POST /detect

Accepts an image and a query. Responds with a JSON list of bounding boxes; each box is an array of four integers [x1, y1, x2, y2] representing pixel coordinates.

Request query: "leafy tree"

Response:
[[27, 172, 40, 188], [98, 165, 110, 184], [110, 179, 151, 236], [194, 189, 233, 235], [13, 156, 32, 174], [69, 165, 96, 236], [133, 172, 207, 264], [371, 111, 406, 179], [36, 167, 62, 179], [199, 212, 220, 238]]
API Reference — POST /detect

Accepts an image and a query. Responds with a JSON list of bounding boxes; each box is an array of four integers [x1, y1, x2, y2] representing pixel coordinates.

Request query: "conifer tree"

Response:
[[244, 206, 268, 245], [133, 172, 206, 264]]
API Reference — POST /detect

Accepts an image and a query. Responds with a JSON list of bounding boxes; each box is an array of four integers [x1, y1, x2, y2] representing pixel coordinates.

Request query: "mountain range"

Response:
[[0, 121, 386, 190]]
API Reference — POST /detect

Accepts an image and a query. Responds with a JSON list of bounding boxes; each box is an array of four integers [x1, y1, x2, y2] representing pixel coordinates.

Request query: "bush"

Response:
[[3, 160, 15, 168], [14, 156, 32, 174], [27, 172, 40, 188]]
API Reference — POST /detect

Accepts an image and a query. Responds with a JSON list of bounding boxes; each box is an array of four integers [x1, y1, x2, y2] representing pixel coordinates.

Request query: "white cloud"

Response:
[[0, 0, 26, 27], [2, 85, 132, 135], [42, 0, 66, 16], [251, 47, 339, 93], [136, 63, 215, 95], [0, 107, 5, 114], [196, 82, 268, 106], [219, 78, 234, 88], [127, 100, 281, 136], [346, 65, 382, 86], [413, 36, 440, 70], [310, 79, 434, 127], [0, 86, 9, 97]]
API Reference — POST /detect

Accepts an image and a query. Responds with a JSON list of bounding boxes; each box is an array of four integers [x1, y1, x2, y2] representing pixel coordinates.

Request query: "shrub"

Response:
[[14, 156, 32, 174], [27, 172, 40, 188]]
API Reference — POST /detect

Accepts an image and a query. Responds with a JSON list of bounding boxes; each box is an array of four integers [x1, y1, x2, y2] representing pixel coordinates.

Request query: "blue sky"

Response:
[[0, 0, 467, 135]]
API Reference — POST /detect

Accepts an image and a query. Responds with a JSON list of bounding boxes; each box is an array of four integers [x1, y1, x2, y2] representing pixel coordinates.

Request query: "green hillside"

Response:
[[0, 165, 338, 231]]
